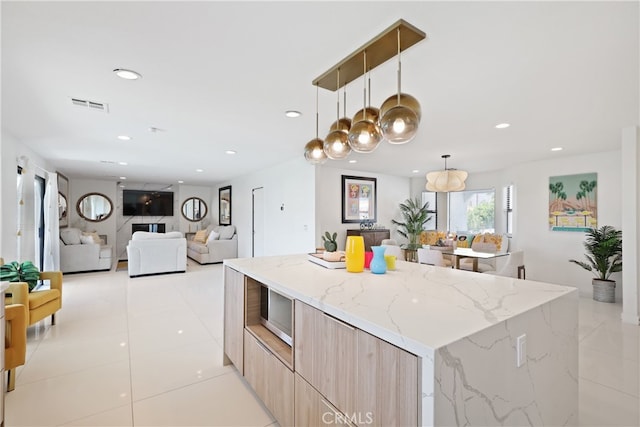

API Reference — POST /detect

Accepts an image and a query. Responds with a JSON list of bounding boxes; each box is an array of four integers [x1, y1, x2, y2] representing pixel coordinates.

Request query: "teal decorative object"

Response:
[[370, 246, 387, 274]]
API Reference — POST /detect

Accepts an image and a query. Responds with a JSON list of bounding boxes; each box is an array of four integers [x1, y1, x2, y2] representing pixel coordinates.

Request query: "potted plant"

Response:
[[0, 260, 40, 292], [569, 225, 622, 303], [391, 197, 432, 261], [321, 231, 342, 261]]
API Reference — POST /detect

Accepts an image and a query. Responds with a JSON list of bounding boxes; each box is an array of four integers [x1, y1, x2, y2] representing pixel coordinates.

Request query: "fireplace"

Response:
[[132, 223, 165, 234]]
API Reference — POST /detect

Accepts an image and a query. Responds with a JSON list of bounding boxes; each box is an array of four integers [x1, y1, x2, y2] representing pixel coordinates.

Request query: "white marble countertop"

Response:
[[225, 254, 576, 357]]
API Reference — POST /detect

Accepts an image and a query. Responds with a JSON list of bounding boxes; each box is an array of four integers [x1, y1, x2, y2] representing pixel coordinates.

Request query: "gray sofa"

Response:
[[187, 225, 237, 264]]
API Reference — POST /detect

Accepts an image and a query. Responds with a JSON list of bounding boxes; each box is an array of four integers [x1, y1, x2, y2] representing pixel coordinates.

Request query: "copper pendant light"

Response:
[[323, 69, 351, 160], [304, 84, 328, 165], [348, 51, 383, 153], [379, 28, 421, 144]]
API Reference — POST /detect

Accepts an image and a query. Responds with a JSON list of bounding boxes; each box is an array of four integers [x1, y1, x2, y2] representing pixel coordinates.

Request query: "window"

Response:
[[448, 189, 495, 233], [421, 191, 437, 231], [505, 185, 514, 235]]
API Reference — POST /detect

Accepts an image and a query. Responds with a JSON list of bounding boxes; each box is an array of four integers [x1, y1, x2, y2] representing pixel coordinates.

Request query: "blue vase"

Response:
[[370, 246, 387, 274]]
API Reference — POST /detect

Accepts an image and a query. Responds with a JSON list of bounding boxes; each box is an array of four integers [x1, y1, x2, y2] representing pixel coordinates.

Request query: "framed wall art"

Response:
[[549, 173, 597, 232], [341, 175, 377, 223], [219, 185, 232, 225]]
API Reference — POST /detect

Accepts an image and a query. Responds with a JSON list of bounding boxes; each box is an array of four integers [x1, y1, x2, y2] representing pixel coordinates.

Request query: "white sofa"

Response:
[[60, 228, 113, 273], [127, 231, 187, 277], [187, 225, 237, 264]]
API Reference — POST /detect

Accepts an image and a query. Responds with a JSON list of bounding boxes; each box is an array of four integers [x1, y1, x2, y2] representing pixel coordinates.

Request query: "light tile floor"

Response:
[[5, 261, 640, 426]]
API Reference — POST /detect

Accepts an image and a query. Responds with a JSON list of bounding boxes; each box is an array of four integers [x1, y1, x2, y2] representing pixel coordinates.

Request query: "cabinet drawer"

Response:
[[223, 267, 244, 373], [244, 330, 294, 426], [295, 373, 357, 427], [295, 301, 357, 416]]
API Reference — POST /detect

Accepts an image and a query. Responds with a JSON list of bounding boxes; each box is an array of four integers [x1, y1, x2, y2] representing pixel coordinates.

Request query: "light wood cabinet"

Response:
[[294, 300, 357, 416], [356, 329, 419, 426], [223, 266, 244, 373], [244, 330, 294, 427], [295, 373, 355, 427]]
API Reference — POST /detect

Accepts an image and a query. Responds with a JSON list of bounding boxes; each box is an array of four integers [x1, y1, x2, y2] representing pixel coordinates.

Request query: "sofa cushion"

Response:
[[80, 235, 94, 245], [60, 228, 82, 245], [83, 231, 102, 244], [99, 246, 112, 259], [456, 233, 476, 248], [29, 289, 61, 310], [193, 230, 208, 243], [187, 241, 209, 254], [132, 231, 183, 240], [219, 225, 236, 240]]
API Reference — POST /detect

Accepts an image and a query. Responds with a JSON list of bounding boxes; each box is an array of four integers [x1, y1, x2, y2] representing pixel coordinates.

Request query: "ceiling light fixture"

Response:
[[195, 169, 204, 173], [379, 27, 421, 145], [412, 169, 420, 173], [178, 180, 184, 184], [349, 160, 357, 164], [285, 110, 302, 118], [495, 123, 510, 129], [551, 147, 563, 152], [323, 69, 351, 160], [117, 135, 131, 141], [113, 68, 142, 80], [119, 176, 127, 180], [304, 84, 328, 165], [118, 162, 128, 166], [305, 20, 425, 164], [225, 150, 237, 155], [426, 154, 468, 192], [348, 50, 383, 153]]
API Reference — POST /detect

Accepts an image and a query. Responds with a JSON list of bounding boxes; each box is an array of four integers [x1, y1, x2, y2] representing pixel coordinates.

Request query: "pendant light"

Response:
[[379, 28, 420, 144], [323, 69, 351, 160], [304, 84, 328, 165], [426, 154, 468, 192], [348, 51, 383, 153]]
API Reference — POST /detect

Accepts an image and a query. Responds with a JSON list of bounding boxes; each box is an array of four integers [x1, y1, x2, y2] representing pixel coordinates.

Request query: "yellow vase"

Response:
[[345, 236, 365, 273]]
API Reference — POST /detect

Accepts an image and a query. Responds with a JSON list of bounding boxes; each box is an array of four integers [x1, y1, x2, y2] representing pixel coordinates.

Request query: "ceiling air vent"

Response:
[[70, 97, 109, 113]]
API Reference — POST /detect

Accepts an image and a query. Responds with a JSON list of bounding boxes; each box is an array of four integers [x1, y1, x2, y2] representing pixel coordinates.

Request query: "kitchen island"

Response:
[[223, 254, 578, 426]]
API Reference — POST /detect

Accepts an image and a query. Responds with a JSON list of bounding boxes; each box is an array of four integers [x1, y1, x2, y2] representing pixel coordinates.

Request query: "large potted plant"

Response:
[[569, 225, 622, 303], [391, 197, 432, 261], [1, 260, 40, 292]]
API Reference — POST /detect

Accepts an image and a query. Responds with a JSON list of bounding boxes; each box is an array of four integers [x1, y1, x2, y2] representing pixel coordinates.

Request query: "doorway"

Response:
[[252, 187, 264, 257]]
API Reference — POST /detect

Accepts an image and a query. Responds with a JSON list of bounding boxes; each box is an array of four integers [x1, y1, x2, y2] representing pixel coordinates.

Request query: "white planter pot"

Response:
[[592, 278, 616, 303]]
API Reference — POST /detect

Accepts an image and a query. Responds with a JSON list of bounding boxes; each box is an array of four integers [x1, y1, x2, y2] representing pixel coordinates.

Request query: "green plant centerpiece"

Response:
[[391, 197, 432, 261], [569, 225, 622, 303], [1, 260, 41, 292], [321, 231, 343, 262]]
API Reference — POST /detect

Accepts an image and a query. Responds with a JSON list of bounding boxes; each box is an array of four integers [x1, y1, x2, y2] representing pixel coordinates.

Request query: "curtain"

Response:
[[34, 177, 43, 268], [16, 166, 24, 261], [43, 172, 60, 271]]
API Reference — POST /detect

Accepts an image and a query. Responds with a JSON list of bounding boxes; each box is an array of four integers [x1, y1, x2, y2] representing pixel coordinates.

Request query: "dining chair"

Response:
[[417, 248, 452, 267], [381, 244, 404, 261], [484, 250, 525, 279]]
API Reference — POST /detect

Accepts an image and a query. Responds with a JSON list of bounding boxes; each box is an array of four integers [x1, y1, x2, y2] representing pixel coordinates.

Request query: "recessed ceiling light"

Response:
[[119, 184, 125, 188], [195, 169, 204, 173], [119, 176, 127, 180], [285, 110, 302, 118], [113, 68, 142, 80], [551, 147, 563, 152], [178, 180, 184, 184], [412, 169, 420, 173], [495, 123, 511, 129], [117, 135, 131, 141], [118, 162, 128, 166], [349, 160, 357, 164], [225, 150, 237, 155]]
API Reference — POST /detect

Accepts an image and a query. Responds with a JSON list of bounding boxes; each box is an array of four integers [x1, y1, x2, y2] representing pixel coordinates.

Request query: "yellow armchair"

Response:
[[5, 271, 63, 326], [5, 303, 27, 391]]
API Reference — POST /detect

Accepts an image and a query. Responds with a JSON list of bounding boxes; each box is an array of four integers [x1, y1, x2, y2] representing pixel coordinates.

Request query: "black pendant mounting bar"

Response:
[[312, 19, 426, 92]]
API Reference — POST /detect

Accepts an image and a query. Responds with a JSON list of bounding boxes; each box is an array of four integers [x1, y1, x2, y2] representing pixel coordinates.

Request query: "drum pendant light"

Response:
[[379, 28, 420, 144], [348, 51, 383, 153], [304, 84, 328, 165], [323, 69, 352, 160]]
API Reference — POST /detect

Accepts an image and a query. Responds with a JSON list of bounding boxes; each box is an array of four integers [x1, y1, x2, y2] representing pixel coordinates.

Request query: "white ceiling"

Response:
[[2, 1, 638, 186]]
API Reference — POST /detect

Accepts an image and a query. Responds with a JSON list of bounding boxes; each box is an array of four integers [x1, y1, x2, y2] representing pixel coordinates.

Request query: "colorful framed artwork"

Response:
[[219, 185, 232, 225], [341, 175, 377, 223], [549, 173, 597, 232]]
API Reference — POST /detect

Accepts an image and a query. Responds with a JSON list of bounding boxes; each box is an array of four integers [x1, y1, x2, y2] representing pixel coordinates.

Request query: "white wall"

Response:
[[317, 166, 411, 250], [225, 157, 316, 258], [69, 178, 118, 254], [177, 184, 214, 233]]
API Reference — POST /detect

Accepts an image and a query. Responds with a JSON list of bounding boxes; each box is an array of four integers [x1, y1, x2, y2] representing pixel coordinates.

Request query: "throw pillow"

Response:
[[60, 228, 82, 245], [83, 231, 102, 244], [207, 230, 220, 243], [80, 235, 94, 245], [193, 230, 208, 243]]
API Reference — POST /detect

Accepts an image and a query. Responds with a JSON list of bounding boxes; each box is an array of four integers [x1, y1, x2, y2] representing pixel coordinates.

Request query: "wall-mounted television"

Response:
[[123, 190, 174, 216]]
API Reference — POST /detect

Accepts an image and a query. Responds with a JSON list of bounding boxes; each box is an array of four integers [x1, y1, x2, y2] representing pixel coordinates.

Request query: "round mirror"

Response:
[[77, 192, 113, 222], [58, 192, 68, 221], [181, 197, 208, 222]]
